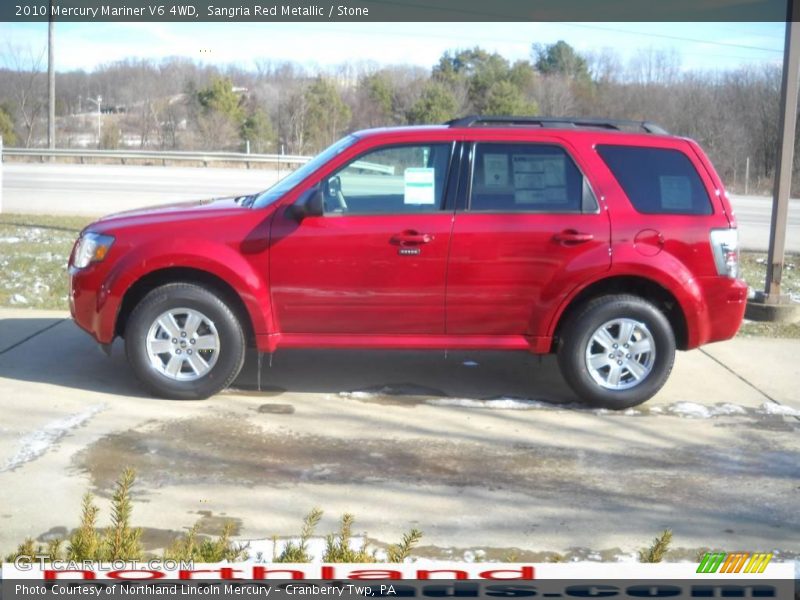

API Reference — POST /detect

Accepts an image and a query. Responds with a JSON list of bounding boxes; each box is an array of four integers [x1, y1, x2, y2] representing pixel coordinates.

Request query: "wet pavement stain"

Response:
[[74, 416, 582, 493], [37, 526, 68, 542], [73, 416, 800, 527], [193, 510, 242, 536]]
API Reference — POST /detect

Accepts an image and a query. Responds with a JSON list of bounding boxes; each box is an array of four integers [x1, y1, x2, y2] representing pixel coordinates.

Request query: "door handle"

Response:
[[553, 230, 594, 245], [390, 230, 434, 246]]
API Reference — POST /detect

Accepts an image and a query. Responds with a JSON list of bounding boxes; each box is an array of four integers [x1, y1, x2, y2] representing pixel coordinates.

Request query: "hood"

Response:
[[87, 196, 254, 233]]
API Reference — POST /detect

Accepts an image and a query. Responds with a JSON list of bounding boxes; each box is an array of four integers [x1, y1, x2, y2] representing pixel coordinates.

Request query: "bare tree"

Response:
[[2, 43, 47, 147]]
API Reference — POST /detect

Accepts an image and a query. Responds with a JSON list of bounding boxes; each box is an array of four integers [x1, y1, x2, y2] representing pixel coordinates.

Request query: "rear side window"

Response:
[[597, 145, 712, 215], [469, 143, 594, 213]]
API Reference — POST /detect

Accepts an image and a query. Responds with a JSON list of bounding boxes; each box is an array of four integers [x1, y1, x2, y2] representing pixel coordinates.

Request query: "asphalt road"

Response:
[[1, 162, 799, 251], [0, 309, 798, 561]]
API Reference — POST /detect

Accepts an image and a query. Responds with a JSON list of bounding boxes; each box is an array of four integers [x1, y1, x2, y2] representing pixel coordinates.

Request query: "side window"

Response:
[[469, 143, 590, 213], [596, 145, 713, 215], [322, 144, 452, 215]]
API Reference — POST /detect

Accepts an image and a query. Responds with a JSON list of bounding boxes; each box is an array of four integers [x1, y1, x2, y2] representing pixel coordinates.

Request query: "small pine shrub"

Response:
[[5, 538, 64, 563], [68, 493, 101, 561], [5, 539, 36, 563], [5, 475, 423, 565], [639, 530, 673, 563], [101, 467, 143, 561], [386, 529, 423, 563], [275, 508, 323, 563], [166, 522, 247, 562], [322, 514, 376, 563]]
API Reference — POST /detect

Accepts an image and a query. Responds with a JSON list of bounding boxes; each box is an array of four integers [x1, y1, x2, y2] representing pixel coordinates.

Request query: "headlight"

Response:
[[73, 232, 115, 269]]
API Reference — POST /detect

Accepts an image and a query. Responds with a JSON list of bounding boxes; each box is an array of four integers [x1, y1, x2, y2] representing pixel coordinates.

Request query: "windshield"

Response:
[[251, 135, 358, 208]]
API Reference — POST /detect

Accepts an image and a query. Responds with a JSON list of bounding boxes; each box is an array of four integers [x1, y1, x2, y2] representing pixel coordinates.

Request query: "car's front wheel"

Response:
[[125, 283, 246, 399], [557, 294, 675, 409]]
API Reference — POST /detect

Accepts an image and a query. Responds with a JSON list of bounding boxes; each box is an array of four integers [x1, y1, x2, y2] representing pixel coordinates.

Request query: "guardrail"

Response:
[[0, 147, 397, 176], [1, 147, 313, 169]]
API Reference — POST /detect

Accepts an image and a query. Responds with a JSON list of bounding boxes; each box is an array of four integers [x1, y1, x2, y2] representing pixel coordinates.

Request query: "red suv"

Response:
[[68, 116, 747, 408]]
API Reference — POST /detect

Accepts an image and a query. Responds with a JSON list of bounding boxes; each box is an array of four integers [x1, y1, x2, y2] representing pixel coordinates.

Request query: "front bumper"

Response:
[[69, 264, 120, 345]]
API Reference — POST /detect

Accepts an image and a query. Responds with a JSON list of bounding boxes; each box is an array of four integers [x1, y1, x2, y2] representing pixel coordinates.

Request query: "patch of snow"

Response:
[[9, 294, 28, 305], [614, 551, 640, 563], [1, 404, 106, 472], [426, 397, 561, 411], [462, 361, 479, 367], [338, 391, 379, 400], [243, 536, 368, 563], [663, 401, 747, 419], [32, 281, 51, 294], [711, 402, 748, 416], [0, 237, 23, 244], [758, 402, 800, 417], [462, 548, 487, 562]]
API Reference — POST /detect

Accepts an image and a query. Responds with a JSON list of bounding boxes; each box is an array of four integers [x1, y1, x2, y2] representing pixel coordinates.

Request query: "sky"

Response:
[[0, 21, 786, 74]]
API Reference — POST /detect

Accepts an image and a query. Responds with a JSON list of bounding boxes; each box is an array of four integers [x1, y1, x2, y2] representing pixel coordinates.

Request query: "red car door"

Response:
[[446, 139, 611, 339], [270, 142, 456, 335]]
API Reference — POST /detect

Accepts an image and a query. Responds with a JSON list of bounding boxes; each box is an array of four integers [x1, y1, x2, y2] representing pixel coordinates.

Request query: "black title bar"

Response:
[[0, 0, 792, 23]]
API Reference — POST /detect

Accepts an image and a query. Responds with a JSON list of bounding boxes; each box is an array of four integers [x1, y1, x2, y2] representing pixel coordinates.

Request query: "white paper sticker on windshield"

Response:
[[404, 168, 436, 205], [660, 176, 692, 209], [484, 154, 509, 187]]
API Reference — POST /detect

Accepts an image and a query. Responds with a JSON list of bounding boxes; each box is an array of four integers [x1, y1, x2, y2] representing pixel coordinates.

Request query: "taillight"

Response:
[[710, 228, 739, 278]]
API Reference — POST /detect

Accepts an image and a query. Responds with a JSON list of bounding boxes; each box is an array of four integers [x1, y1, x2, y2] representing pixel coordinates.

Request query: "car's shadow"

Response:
[[0, 318, 577, 404]]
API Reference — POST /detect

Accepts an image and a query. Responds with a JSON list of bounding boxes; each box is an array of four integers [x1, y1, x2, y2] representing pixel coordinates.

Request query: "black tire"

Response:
[[557, 294, 675, 409], [125, 283, 246, 400]]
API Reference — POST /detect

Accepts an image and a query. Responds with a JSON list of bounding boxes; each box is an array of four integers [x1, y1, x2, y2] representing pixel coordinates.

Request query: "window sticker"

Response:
[[483, 154, 509, 187], [404, 167, 436, 205], [660, 176, 692, 210], [541, 156, 566, 186], [514, 189, 546, 204], [514, 172, 544, 188], [512, 155, 542, 174], [512, 153, 567, 204]]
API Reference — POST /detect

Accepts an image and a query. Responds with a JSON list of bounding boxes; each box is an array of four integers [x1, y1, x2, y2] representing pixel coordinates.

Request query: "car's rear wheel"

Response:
[[125, 283, 246, 399], [557, 294, 675, 409]]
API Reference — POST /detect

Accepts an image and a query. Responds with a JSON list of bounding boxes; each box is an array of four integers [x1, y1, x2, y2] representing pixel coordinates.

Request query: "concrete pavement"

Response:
[[0, 308, 798, 561]]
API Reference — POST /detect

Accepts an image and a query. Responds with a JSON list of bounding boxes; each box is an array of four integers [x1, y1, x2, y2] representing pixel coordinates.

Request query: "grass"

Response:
[[0, 214, 93, 310], [738, 251, 800, 339], [0, 213, 797, 337]]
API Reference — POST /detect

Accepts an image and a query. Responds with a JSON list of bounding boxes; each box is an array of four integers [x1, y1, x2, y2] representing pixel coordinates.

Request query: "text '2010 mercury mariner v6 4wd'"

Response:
[[69, 116, 747, 408]]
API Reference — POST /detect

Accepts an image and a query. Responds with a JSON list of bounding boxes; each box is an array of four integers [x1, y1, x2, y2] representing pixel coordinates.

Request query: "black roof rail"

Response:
[[445, 115, 668, 135]]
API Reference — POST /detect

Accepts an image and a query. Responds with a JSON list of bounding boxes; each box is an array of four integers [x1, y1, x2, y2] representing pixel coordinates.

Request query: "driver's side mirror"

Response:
[[288, 186, 324, 222], [325, 175, 341, 196]]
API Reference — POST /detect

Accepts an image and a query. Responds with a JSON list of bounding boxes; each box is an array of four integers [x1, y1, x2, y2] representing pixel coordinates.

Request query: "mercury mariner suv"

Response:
[[68, 116, 747, 408]]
